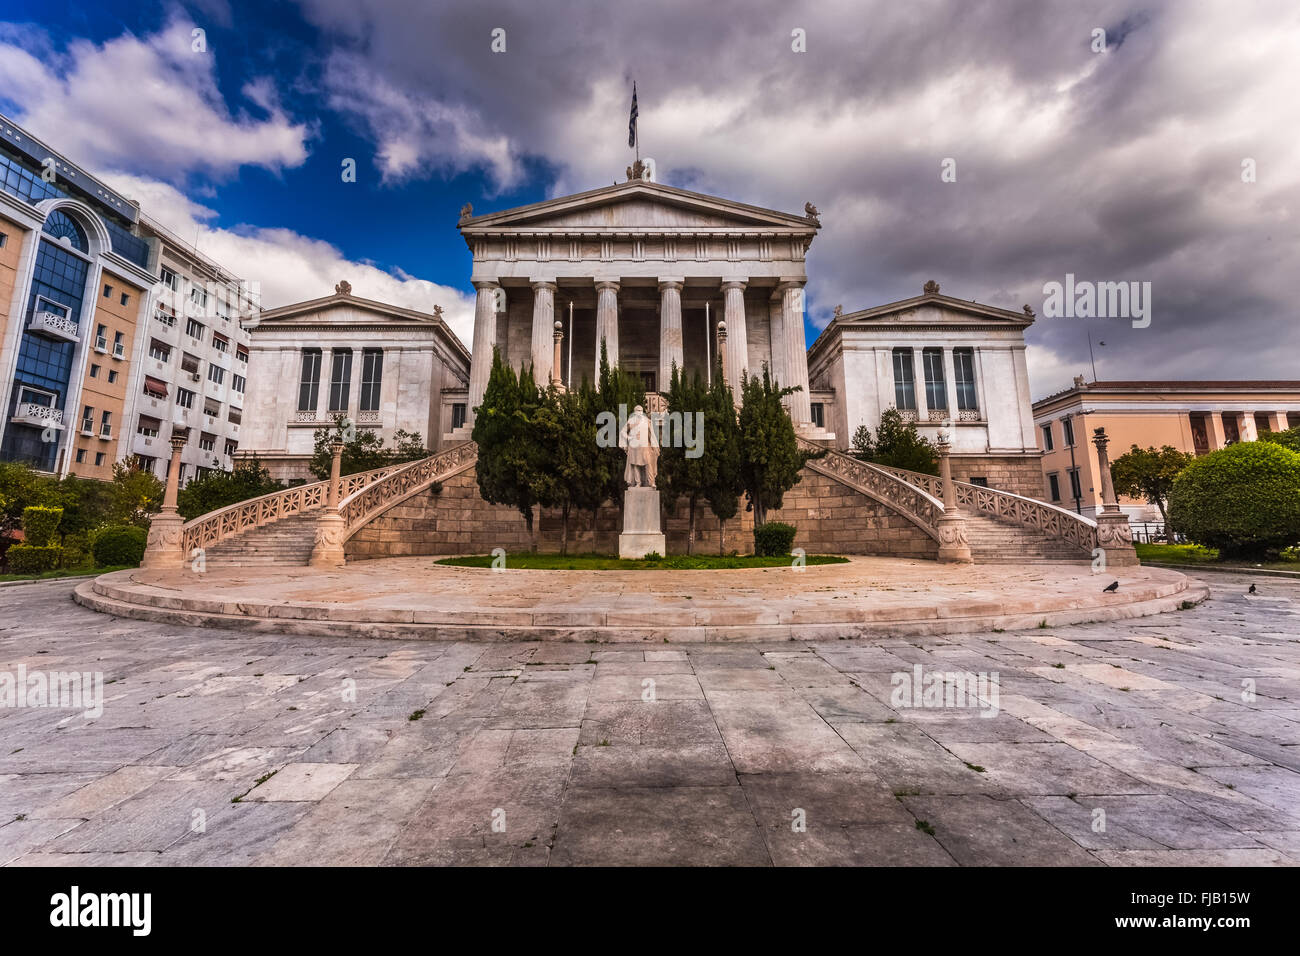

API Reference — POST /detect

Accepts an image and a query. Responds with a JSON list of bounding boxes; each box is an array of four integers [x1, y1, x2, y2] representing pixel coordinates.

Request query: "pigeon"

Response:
[[1248, 584, 1257, 594], [1102, 581, 1119, 593]]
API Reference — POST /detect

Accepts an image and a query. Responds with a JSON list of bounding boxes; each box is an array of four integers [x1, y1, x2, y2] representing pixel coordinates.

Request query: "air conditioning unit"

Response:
[[190, 372, 201, 382]]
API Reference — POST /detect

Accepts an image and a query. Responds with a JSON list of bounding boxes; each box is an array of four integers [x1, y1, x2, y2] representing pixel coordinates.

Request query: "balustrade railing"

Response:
[[796, 438, 943, 539], [338, 442, 479, 537]]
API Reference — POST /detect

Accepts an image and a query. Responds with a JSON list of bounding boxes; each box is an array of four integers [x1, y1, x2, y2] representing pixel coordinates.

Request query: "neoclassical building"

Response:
[[453, 173, 833, 441], [807, 282, 1044, 497], [240, 283, 470, 482]]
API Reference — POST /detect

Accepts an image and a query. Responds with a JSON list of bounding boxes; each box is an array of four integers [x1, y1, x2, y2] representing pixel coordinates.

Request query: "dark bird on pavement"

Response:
[[1103, 581, 1119, 593], [1249, 584, 1257, 594]]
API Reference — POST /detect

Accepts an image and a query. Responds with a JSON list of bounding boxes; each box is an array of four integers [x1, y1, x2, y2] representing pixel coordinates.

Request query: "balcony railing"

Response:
[[28, 310, 79, 343], [12, 403, 64, 429]]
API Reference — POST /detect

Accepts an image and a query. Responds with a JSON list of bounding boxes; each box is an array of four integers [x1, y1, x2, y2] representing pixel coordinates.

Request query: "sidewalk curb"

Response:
[[1142, 562, 1300, 580]]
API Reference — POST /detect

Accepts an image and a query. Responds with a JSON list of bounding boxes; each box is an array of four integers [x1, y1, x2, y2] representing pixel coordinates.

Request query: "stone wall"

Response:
[[345, 463, 938, 560], [950, 454, 1046, 500]]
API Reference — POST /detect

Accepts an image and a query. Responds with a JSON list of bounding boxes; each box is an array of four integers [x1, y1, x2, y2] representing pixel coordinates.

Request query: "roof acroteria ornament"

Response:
[[334, 280, 352, 296]]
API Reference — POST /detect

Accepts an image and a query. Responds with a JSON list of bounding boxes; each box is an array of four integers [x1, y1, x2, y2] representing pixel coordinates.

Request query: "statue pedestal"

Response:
[[619, 487, 666, 559]]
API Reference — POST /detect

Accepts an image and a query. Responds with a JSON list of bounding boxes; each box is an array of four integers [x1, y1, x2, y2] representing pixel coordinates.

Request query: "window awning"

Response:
[[138, 414, 162, 429], [143, 376, 168, 397], [212, 331, 229, 345]]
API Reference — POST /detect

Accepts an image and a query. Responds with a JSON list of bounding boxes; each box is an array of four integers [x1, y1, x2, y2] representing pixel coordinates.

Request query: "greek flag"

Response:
[[628, 82, 638, 148]]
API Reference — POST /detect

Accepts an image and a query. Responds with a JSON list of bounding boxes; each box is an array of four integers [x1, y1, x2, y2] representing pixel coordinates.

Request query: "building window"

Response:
[[199, 433, 216, 452], [922, 348, 946, 411], [75, 448, 86, 464], [236, 346, 249, 363], [953, 348, 977, 411], [1047, 473, 1060, 502], [329, 349, 353, 412], [360, 349, 383, 411], [181, 352, 201, 375], [224, 440, 238, 457], [1062, 417, 1075, 447], [191, 286, 208, 308], [94, 452, 105, 466], [149, 339, 171, 362], [298, 349, 322, 412], [108, 369, 118, 384], [452, 403, 467, 430], [95, 324, 107, 351], [89, 364, 100, 378], [203, 398, 222, 418], [160, 267, 178, 291], [120, 292, 129, 306], [969, 476, 988, 488], [186, 317, 205, 340], [1041, 424, 1054, 452], [99, 410, 112, 438], [81, 406, 93, 433], [810, 402, 825, 428], [103, 284, 112, 298], [212, 333, 229, 353], [228, 407, 242, 425], [231, 374, 245, 394], [137, 456, 156, 474], [137, 417, 160, 439], [1068, 468, 1082, 502], [207, 364, 225, 385], [176, 387, 196, 409], [112, 330, 125, 358], [892, 348, 916, 410], [0, 232, 7, 248]]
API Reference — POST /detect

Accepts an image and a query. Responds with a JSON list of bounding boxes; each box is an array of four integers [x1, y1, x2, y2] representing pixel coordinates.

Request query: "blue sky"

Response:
[[1, 0, 1297, 397]]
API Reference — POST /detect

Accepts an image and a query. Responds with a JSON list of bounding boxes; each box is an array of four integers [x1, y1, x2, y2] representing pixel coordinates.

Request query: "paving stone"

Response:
[[901, 795, 1100, 866], [245, 762, 358, 802]]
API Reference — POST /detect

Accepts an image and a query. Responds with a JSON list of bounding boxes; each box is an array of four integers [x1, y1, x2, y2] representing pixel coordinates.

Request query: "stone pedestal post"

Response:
[[310, 439, 347, 568], [934, 432, 972, 563], [466, 280, 501, 427], [594, 279, 620, 382], [658, 278, 684, 391], [1091, 426, 1139, 567], [552, 320, 564, 389], [619, 486, 667, 559], [141, 433, 189, 569], [715, 320, 729, 386]]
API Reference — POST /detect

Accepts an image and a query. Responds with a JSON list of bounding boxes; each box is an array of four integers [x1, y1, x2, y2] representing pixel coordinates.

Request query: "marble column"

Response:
[[721, 279, 748, 391], [658, 278, 684, 390], [466, 280, 500, 426], [594, 279, 620, 382], [530, 280, 557, 385], [778, 281, 811, 426], [141, 434, 188, 569]]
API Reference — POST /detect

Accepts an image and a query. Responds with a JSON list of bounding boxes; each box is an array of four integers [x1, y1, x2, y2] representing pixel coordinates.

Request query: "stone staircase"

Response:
[[963, 513, 1091, 563], [200, 512, 319, 568]]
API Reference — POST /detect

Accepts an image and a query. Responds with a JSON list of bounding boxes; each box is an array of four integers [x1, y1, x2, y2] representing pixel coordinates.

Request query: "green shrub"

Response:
[[754, 521, 798, 556], [7, 544, 60, 574], [1167, 441, 1300, 559], [21, 505, 63, 547], [91, 525, 148, 567]]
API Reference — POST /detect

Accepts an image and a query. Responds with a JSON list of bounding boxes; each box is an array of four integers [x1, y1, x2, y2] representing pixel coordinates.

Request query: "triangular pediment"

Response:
[[834, 292, 1035, 329], [254, 292, 445, 329], [460, 180, 818, 236]]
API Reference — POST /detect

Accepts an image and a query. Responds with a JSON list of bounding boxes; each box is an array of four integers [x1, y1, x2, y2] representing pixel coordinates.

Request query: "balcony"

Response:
[[11, 403, 64, 429], [28, 310, 79, 343]]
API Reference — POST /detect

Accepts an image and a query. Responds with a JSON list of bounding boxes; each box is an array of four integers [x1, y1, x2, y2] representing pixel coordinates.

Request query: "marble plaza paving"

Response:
[[1, 570, 1297, 866]]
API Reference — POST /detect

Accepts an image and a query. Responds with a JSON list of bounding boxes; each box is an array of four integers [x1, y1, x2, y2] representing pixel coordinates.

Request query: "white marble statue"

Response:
[[621, 404, 660, 488]]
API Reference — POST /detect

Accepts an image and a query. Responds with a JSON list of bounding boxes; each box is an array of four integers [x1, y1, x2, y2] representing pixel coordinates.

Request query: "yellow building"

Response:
[[1032, 378, 1300, 520]]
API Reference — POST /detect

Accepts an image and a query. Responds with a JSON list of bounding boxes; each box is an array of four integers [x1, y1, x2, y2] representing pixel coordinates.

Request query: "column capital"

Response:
[[720, 278, 748, 291], [471, 279, 501, 291], [529, 278, 558, 291], [657, 277, 685, 291], [594, 278, 621, 293]]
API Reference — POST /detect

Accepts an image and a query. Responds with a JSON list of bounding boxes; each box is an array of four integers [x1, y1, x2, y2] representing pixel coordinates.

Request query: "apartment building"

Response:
[[1033, 378, 1300, 520], [123, 217, 257, 486]]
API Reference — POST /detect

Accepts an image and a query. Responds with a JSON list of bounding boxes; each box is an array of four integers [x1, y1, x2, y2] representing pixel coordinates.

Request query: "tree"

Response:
[[1167, 441, 1300, 559], [1109, 444, 1194, 540], [736, 364, 817, 531], [704, 358, 744, 554], [109, 456, 164, 527], [657, 363, 714, 553], [851, 408, 939, 475], [0, 461, 58, 540], [472, 348, 548, 544], [177, 457, 285, 521], [534, 382, 606, 554], [308, 418, 428, 480], [1260, 426, 1300, 454]]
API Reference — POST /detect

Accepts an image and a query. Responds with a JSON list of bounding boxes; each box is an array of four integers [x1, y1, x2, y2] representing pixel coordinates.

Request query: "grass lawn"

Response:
[[1136, 542, 1300, 573], [0, 565, 131, 584], [436, 552, 849, 571]]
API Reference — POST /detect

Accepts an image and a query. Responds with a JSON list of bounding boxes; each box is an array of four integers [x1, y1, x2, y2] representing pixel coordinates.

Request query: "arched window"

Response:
[[42, 209, 89, 252]]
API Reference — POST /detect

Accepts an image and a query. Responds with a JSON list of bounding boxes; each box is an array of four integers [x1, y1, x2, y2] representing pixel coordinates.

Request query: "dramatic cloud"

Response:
[[0, 17, 309, 181], [294, 0, 1300, 397], [102, 173, 477, 349]]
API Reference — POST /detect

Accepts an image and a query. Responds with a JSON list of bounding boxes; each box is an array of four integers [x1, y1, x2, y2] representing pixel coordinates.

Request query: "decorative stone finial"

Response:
[[1023, 304, 1035, 317], [804, 202, 820, 225], [433, 304, 444, 319], [833, 304, 843, 318], [626, 159, 646, 182], [458, 202, 473, 221], [1073, 374, 1086, 388], [923, 280, 940, 295], [334, 280, 352, 296]]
